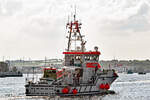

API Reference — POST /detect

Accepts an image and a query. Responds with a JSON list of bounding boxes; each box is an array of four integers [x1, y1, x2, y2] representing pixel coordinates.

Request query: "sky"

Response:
[[0, 0, 150, 60]]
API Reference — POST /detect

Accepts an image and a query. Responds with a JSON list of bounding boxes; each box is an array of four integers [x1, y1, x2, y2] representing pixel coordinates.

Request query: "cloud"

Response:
[[0, 0, 150, 60], [86, 0, 150, 38]]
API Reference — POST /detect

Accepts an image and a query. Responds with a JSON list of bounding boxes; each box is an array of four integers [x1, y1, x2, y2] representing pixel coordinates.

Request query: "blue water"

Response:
[[0, 73, 150, 100]]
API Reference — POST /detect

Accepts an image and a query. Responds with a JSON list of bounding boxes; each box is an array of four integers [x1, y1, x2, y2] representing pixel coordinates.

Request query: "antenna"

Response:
[[66, 7, 86, 52], [45, 56, 47, 67], [74, 5, 76, 21], [32, 67, 35, 82]]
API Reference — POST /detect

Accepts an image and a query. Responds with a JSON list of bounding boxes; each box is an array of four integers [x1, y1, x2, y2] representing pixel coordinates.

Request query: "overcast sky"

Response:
[[0, 0, 150, 60]]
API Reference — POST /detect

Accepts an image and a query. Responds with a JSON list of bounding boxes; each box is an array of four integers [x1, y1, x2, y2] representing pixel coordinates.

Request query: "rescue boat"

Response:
[[25, 11, 118, 97]]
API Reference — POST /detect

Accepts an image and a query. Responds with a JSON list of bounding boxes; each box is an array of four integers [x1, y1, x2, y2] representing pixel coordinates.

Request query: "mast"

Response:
[[66, 8, 86, 52]]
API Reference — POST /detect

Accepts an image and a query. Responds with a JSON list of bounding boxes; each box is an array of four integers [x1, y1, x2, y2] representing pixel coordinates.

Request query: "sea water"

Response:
[[0, 73, 150, 100]]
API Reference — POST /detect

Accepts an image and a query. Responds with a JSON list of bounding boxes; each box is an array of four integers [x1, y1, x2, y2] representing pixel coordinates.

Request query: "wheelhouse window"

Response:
[[85, 55, 99, 61], [43, 69, 57, 79], [64, 55, 82, 67]]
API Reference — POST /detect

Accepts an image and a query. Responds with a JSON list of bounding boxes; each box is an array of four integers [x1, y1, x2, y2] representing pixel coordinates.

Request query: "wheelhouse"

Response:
[[63, 51, 100, 67]]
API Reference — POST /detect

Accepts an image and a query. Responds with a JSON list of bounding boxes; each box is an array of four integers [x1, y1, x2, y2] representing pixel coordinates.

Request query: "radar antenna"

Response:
[[66, 7, 86, 52]]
